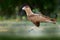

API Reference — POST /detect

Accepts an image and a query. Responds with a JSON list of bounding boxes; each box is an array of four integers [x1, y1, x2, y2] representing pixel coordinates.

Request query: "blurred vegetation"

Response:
[[0, 0, 60, 21], [0, 35, 60, 40]]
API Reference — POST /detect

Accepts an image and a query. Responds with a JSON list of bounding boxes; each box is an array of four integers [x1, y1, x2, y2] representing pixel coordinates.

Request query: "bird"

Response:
[[22, 5, 56, 27]]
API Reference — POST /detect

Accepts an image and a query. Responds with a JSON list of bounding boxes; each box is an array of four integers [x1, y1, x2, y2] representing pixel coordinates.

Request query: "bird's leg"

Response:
[[28, 27, 35, 32], [30, 26, 39, 31], [28, 26, 40, 32], [31, 23, 40, 31]]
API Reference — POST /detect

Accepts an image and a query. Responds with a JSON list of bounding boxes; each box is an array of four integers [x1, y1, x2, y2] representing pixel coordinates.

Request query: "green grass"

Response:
[[0, 35, 60, 40]]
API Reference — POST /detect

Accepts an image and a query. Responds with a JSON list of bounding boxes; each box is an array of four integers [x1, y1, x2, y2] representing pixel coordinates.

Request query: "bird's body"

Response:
[[22, 5, 56, 27]]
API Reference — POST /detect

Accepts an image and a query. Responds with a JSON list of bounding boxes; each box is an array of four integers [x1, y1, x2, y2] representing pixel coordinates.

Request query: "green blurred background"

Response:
[[0, 0, 60, 40]]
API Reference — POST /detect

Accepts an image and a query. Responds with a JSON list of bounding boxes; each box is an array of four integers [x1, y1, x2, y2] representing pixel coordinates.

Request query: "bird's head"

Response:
[[22, 5, 30, 10]]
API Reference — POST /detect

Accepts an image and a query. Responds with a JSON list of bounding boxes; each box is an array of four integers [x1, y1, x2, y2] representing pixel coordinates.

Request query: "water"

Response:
[[0, 21, 59, 37]]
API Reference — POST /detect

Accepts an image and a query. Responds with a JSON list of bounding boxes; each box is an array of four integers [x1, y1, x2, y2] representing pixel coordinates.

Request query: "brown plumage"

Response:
[[22, 5, 56, 27]]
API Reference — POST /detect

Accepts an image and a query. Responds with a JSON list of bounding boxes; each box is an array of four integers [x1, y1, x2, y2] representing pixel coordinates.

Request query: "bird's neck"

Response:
[[24, 8, 33, 16]]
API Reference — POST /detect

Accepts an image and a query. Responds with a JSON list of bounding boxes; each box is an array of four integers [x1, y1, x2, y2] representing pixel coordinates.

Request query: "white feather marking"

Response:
[[22, 7, 25, 10]]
